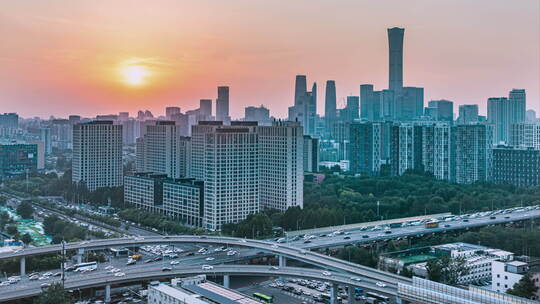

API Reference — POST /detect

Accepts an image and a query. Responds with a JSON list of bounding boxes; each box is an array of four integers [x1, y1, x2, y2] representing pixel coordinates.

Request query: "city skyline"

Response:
[[1, 0, 539, 119]]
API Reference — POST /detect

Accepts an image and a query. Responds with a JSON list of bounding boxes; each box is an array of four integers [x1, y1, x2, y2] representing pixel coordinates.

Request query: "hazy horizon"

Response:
[[1, 0, 539, 119]]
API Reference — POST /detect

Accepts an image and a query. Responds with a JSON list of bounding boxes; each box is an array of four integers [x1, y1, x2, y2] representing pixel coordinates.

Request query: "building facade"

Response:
[[455, 124, 493, 184], [493, 146, 540, 187], [72, 121, 123, 191], [257, 121, 304, 211], [190, 121, 259, 231]]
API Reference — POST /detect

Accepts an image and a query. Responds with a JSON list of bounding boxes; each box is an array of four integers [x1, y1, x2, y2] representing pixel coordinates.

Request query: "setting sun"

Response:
[[120, 64, 150, 86]]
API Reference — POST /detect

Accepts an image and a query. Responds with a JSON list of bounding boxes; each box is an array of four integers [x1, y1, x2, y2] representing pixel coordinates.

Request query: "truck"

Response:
[[425, 221, 439, 228]]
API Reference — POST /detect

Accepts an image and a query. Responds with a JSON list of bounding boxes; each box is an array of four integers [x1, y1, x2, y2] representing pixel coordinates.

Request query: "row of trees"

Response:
[[118, 208, 204, 235], [223, 172, 540, 237]]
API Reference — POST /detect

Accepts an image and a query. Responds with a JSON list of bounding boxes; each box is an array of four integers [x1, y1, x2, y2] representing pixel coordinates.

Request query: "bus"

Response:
[[365, 292, 390, 303], [73, 262, 97, 272], [252, 293, 273, 303]]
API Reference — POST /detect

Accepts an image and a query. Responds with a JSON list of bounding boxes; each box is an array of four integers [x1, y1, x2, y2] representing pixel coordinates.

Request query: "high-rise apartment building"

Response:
[[510, 122, 540, 149], [257, 121, 303, 211], [488, 89, 527, 144], [190, 121, 259, 231], [421, 123, 455, 181], [458, 105, 479, 124], [40, 128, 52, 155], [493, 146, 540, 187], [303, 135, 319, 173], [390, 123, 423, 176], [216, 86, 230, 122], [138, 121, 190, 179], [72, 121, 123, 191], [350, 122, 386, 176], [455, 124, 493, 184]]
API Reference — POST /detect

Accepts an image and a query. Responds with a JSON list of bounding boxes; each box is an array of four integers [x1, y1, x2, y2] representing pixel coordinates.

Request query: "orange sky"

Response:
[[0, 0, 539, 119]]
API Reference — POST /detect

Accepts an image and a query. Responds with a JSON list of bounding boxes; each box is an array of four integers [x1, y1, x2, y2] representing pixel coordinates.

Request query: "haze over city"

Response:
[[1, 0, 539, 118]]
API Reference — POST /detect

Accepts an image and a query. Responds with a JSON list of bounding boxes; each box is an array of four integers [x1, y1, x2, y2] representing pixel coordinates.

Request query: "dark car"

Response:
[[463, 219, 469, 222], [385, 230, 392, 234], [344, 236, 351, 240], [304, 240, 312, 244], [362, 235, 369, 239]]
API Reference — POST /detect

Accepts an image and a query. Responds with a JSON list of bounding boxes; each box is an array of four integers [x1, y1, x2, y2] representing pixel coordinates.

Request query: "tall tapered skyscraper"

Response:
[[325, 80, 337, 126], [388, 27, 405, 96]]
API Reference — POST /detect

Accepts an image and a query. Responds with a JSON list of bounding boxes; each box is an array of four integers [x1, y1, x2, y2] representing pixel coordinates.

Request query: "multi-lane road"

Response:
[[284, 205, 540, 250], [0, 205, 538, 302]]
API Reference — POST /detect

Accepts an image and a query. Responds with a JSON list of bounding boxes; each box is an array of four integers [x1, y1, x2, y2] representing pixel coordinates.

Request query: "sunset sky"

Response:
[[1, 0, 539, 119]]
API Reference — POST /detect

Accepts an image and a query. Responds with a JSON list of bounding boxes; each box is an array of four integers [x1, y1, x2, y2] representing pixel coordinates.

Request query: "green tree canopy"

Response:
[[507, 273, 539, 299], [17, 201, 35, 219], [34, 283, 69, 304]]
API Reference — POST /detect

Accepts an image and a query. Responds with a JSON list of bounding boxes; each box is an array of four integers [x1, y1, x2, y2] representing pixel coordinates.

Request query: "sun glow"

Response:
[[119, 64, 150, 86]]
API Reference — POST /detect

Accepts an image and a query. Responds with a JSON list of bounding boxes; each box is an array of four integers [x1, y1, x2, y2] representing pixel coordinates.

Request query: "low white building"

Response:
[[147, 275, 262, 304], [491, 260, 529, 294]]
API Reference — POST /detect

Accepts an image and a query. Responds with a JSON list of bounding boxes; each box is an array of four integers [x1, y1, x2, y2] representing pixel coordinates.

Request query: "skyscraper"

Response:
[[360, 84, 374, 120], [388, 27, 405, 96], [216, 86, 229, 122], [199, 99, 212, 118], [426, 100, 454, 123], [165, 107, 181, 120], [294, 75, 307, 106], [325, 80, 337, 127], [458, 105, 479, 124], [508, 89, 526, 123], [455, 124, 493, 184], [72, 121, 123, 191], [244, 106, 270, 125], [487, 97, 511, 144], [190, 121, 259, 231], [40, 128, 52, 155], [288, 75, 317, 136], [257, 121, 304, 211], [397, 86, 424, 120]]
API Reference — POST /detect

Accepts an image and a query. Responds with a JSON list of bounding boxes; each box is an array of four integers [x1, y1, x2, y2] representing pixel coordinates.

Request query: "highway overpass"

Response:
[[0, 265, 394, 303]]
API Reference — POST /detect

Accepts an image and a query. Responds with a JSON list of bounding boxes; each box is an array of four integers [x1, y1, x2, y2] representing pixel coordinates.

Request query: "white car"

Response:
[[322, 271, 332, 276], [170, 261, 180, 265], [114, 272, 126, 277], [201, 265, 213, 270], [227, 250, 237, 256], [205, 257, 215, 261], [105, 266, 115, 270], [350, 276, 361, 281], [376, 282, 387, 288], [271, 244, 278, 249]]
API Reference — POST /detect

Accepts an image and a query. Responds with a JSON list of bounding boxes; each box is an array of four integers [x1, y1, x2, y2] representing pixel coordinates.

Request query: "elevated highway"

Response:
[[0, 265, 393, 302]]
